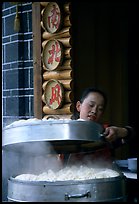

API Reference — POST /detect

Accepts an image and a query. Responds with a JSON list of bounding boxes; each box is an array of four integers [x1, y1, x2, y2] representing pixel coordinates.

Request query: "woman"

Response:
[[62, 87, 134, 166]]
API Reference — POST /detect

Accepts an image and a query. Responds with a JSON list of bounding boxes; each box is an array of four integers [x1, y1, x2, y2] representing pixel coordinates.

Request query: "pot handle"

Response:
[[99, 133, 114, 149], [65, 191, 91, 200]]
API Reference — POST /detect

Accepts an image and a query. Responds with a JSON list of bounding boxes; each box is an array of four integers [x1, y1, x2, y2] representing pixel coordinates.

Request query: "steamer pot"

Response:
[[8, 174, 127, 202], [3, 119, 127, 202], [2, 120, 106, 154]]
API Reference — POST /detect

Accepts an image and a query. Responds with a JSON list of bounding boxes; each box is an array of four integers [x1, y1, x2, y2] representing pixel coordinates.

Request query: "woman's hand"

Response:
[[103, 126, 128, 142]]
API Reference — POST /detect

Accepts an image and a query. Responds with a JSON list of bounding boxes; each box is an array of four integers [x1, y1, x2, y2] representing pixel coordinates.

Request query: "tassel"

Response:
[[14, 4, 20, 32]]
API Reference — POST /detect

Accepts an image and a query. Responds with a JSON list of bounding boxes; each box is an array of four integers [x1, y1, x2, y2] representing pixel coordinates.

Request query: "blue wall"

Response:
[[2, 2, 34, 127]]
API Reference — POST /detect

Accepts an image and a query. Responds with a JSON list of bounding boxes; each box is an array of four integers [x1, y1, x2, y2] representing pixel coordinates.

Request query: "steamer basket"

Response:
[[8, 175, 127, 202]]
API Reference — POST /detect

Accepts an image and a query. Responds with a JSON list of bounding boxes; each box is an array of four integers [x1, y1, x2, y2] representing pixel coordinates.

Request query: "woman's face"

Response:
[[76, 92, 105, 122]]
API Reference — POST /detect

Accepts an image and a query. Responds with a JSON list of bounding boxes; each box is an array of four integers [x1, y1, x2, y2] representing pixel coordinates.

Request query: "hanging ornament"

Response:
[[14, 3, 20, 32]]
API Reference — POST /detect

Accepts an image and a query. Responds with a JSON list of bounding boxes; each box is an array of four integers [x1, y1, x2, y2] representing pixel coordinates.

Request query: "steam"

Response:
[[2, 140, 63, 200], [67, 151, 113, 169], [24, 143, 63, 174]]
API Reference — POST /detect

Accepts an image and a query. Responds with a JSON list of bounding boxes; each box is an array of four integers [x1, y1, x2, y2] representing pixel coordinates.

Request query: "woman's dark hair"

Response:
[[80, 87, 107, 110]]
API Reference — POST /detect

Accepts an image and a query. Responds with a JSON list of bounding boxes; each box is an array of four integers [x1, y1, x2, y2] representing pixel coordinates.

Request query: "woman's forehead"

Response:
[[84, 92, 105, 106], [87, 92, 104, 100]]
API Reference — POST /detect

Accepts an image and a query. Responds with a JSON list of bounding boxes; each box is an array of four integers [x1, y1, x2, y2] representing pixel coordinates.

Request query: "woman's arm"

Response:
[[103, 125, 135, 147]]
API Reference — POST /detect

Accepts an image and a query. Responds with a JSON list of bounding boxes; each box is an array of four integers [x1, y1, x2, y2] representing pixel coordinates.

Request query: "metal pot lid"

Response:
[[2, 119, 105, 154]]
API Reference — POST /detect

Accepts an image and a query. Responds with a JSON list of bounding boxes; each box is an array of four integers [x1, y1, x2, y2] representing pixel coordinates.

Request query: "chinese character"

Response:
[[49, 84, 62, 106], [48, 4, 60, 30], [48, 41, 61, 64]]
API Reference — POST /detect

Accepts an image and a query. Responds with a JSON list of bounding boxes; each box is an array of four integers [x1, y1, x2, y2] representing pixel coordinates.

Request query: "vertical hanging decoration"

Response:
[[40, 2, 73, 120], [14, 3, 20, 32]]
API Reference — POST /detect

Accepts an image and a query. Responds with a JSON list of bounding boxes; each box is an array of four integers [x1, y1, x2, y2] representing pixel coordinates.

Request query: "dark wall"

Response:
[[127, 2, 137, 157], [71, 1, 137, 158]]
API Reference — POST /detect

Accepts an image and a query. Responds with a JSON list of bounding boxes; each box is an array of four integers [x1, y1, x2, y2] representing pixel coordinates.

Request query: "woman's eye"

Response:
[[98, 107, 104, 111], [89, 104, 94, 107]]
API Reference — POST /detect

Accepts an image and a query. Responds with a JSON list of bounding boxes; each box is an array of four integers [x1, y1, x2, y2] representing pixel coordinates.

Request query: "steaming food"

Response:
[[5, 118, 86, 129], [5, 118, 72, 128], [15, 165, 119, 181]]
